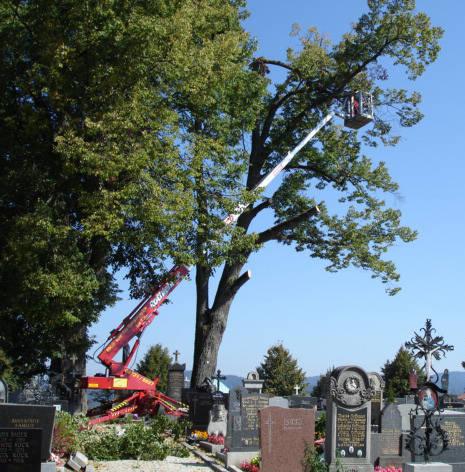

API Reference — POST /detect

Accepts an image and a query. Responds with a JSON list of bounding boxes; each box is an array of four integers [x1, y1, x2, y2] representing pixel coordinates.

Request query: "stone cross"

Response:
[[294, 385, 300, 395], [173, 350, 180, 363]]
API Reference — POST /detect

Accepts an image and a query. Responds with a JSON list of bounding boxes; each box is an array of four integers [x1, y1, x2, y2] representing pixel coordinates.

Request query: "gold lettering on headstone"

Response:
[[10, 418, 39, 429], [336, 411, 366, 449], [442, 421, 465, 447]]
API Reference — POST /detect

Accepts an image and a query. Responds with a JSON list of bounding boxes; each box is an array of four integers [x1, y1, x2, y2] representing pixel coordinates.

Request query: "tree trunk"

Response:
[[191, 258, 250, 388]]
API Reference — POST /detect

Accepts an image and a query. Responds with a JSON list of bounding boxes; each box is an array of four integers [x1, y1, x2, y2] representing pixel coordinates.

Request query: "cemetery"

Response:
[[1, 0, 464, 471]]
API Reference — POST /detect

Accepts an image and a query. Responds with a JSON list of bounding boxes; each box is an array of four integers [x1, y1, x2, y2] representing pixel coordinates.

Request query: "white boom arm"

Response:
[[223, 112, 335, 225]]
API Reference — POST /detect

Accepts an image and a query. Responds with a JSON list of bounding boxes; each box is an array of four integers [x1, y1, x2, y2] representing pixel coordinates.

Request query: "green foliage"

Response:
[[136, 344, 172, 393], [0, 349, 20, 390], [302, 444, 328, 472], [381, 346, 423, 397], [257, 343, 306, 396], [311, 368, 333, 398], [0, 0, 259, 381], [52, 413, 190, 461], [315, 413, 326, 440], [190, 0, 443, 386], [52, 412, 84, 457]]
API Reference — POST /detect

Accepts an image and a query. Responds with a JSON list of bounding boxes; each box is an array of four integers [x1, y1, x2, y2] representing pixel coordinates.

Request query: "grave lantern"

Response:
[[408, 369, 418, 391]]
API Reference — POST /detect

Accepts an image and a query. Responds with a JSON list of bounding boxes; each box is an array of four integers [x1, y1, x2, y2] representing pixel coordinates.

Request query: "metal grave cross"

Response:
[[214, 369, 226, 392]]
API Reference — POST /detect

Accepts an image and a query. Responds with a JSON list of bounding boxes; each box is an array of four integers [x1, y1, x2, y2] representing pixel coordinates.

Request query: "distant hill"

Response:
[[184, 371, 243, 390]]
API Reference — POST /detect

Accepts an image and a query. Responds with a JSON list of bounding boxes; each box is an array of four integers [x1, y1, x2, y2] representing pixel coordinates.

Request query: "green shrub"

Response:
[[52, 412, 85, 457], [52, 412, 190, 461]]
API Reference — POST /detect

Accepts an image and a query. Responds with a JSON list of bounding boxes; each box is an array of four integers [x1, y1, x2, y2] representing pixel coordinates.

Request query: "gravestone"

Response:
[[368, 373, 384, 433], [226, 392, 269, 451], [0, 428, 42, 472], [269, 397, 289, 408], [377, 403, 411, 467], [259, 406, 315, 472], [0, 404, 55, 463], [288, 396, 317, 409], [325, 366, 374, 472], [242, 371, 264, 394], [411, 411, 465, 472], [182, 389, 213, 431], [227, 386, 245, 415], [167, 352, 185, 402], [207, 402, 227, 436]]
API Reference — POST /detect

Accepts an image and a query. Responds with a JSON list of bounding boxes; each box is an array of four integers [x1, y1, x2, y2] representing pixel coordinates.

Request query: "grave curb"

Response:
[[183, 442, 229, 472]]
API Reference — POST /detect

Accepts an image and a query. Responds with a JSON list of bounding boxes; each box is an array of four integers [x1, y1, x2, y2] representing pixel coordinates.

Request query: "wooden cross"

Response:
[[173, 350, 180, 363]]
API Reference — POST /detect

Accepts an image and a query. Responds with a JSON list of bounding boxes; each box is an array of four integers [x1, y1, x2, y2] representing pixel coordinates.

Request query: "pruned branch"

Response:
[[257, 205, 320, 244], [230, 270, 252, 296]]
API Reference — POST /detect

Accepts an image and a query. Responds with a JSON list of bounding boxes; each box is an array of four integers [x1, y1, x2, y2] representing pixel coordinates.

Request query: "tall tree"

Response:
[[186, 0, 443, 386], [0, 0, 258, 382], [136, 344, 172, 393], [257, 343, 306, 396], [382, 346, 423, 397]]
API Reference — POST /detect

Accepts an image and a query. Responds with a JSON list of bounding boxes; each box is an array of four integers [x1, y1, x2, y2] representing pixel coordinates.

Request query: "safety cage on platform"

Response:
[[343, 91, 374, 129]]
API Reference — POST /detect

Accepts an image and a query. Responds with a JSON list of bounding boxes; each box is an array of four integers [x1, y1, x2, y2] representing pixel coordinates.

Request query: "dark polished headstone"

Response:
[[325, 366, 373, 472], [335, 406, 368, 458], [182, 389, 213, 431], [259, 406, 315, 472], [0, 428, 42, 472], [0, 404, 55, 462], [225, 392, 269, 452]]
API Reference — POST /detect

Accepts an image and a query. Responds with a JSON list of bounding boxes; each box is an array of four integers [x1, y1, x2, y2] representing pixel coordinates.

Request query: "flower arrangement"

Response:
[[374, 466, 402, 472], [208, 433, 225, 445], [190, 430, 208, 441], [240, 456, 260, 472]]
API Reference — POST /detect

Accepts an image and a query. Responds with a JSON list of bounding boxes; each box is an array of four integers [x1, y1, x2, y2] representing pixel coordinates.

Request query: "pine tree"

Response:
[[311, 368, 333, 398], [136, 344, 172, 393], [257, 343, 306, 396], [381, 346, 423, 397]]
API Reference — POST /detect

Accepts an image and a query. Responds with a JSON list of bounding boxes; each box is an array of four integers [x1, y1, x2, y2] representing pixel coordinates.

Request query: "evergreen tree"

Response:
[[381, 346, 423, 397], [136, 344, 172, 393], [311, 368, 333, 398], [257, 343, 306, 396]]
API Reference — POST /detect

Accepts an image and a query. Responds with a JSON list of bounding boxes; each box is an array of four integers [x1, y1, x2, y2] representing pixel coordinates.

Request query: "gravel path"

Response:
[[90, 454, 215, 472]]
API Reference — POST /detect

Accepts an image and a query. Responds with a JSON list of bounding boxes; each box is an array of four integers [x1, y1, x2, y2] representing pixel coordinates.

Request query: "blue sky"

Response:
[[89, 1, 465, 379]]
